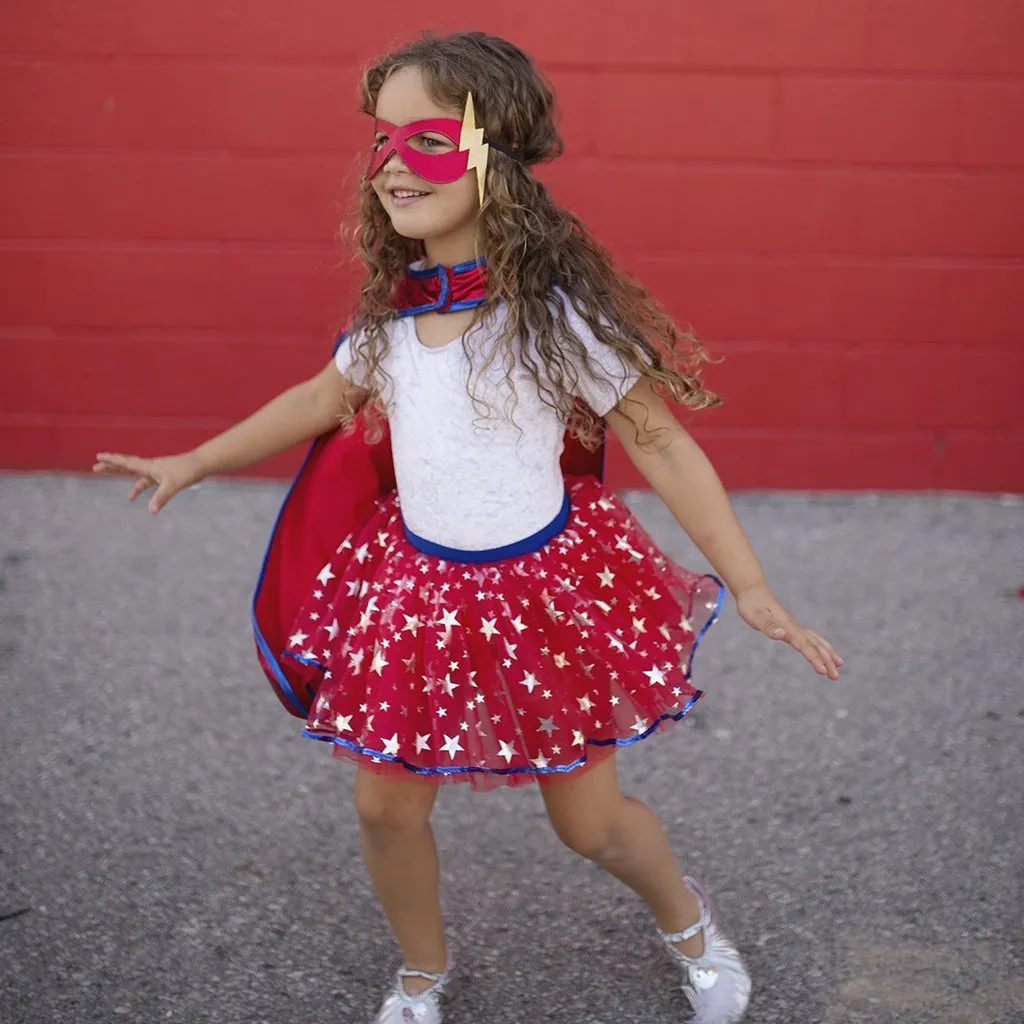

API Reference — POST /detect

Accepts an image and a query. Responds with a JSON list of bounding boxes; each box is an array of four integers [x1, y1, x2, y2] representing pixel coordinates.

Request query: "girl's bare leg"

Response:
[[539, 753, 705, 958], [354, 767, 448, 995]]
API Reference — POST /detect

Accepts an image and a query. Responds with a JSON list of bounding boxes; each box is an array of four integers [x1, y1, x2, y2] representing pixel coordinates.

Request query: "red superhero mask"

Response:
[[368, 116, 467, 183], [367, 93, 520, 204]]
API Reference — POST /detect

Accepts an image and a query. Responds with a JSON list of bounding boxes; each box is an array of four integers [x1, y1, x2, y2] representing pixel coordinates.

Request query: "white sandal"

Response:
[[373, 953, 456, 1024], [657, 877, 751, 1023]]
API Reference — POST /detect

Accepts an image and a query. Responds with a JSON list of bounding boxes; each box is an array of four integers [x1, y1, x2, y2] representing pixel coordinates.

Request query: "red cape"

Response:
[[251, 400, 605, 719]]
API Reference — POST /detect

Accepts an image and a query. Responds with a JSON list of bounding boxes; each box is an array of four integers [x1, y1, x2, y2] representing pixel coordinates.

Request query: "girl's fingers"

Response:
[[148, 481, 175, 514], [95, 450, 185, 514], [747, 600, 843, 679], [813, 643, 838, 679], [808, 630, 844, 667], [802, 630, 842, 677], [95, 452, 149, 476], [788, 629, 830, 676], [128, 476, 154, 501], [93, 461, 132, 475], [795, 637, 823, 673], [804, 635, 840, 679]]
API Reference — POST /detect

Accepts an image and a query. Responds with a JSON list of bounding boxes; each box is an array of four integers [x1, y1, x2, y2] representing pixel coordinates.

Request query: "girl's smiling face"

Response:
[[371, 66, 481, 266]]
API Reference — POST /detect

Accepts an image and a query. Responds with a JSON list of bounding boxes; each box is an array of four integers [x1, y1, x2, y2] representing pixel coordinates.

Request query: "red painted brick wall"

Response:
[[2, 1, 1022, 491]]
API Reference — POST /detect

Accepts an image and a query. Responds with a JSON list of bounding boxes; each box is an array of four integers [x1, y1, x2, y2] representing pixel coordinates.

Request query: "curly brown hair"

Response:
[[340, 30, 720, 447]]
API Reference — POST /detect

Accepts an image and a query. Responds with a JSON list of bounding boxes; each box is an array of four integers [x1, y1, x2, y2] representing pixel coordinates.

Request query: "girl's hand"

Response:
[[734, 582, 843, 680], [92, 450, 205, 514]]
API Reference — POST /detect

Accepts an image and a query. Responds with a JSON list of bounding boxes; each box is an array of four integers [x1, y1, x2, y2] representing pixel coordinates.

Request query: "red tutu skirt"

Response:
[[285, 475, 722, 791]]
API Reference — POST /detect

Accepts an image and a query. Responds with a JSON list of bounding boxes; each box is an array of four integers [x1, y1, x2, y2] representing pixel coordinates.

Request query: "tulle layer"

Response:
[[285, 475, 722, 791]]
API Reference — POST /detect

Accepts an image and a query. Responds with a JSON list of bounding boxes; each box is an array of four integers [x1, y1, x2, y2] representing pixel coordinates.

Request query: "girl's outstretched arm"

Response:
[[606, 378, 843, 680], [93, 360, 368, 514]]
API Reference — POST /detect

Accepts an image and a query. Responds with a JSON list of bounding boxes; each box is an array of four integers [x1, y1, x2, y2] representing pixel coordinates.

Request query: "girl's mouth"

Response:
[[389, 188, 431, 207]]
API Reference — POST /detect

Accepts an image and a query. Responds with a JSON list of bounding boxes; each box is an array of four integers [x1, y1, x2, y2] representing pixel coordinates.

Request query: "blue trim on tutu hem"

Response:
[[684, 574, 726, 681], [301, 690, 704, 778], [299, 573, 726, 781]]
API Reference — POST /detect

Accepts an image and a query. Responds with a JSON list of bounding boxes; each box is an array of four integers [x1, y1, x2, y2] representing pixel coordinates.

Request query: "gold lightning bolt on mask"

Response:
[[459, 92, 489, 206]]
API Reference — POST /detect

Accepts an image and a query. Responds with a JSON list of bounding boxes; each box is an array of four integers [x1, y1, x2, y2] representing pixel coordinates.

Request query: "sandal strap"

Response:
[[659, 919, 704, 943], [659, 876, 712, 945], [397, 967, 446, 983]]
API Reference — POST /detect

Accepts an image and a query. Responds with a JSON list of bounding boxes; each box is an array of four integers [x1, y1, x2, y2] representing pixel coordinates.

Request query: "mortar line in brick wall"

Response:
[[542, 61, 1024, 85], [616, 250, 1024, 270], [0, 52, 363, 70], [4, 51, 1022, 84], [684, 339, 1019, 352], [552, 154, 1024, 175], [7, 330, 1017, 351], [711, 340, 1024, 354], [940, 428, 1024, 438], [0, 414, 50, 426], [2, 237, 1021, 270], [0, 144, 364, 161], [0, 415, 954, 441], [0, 325, 333, 344], [2, 238, 1021, 270], [688, 426, 940, 441], [677, 340, 1024, 356], [0, 413, 236, 431], [0, 238, 340, 256], [3, 144, 1023, 176]]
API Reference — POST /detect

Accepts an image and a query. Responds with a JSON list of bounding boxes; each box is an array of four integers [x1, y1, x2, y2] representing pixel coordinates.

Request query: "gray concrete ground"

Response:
[[1, 474, 1022, 1024]]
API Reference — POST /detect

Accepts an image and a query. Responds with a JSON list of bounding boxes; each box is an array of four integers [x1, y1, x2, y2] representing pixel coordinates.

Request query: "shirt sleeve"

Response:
[[562, 298, 642, 416], [333, 329, 369, 388]]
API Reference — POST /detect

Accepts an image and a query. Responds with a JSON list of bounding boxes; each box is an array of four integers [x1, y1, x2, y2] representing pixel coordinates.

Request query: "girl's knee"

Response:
[[548, 806, 621, 861], [541, 755, 624, 861], [554, 820, 618, 862], [354, 769, 438, 832]]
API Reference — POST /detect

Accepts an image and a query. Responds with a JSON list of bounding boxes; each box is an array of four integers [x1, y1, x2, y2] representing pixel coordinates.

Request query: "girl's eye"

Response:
[[373, 135, 389, 151], [415, 134, 452, 151]]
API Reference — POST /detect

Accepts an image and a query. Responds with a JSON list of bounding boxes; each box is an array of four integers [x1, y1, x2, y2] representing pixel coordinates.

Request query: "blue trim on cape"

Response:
[[252, 334, 360, 717], [283, 649, 326, 671], [250, 437, 326, 718]]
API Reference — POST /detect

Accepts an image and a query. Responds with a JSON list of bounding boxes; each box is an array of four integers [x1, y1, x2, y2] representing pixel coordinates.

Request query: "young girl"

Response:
[[95, 31, 842, 1024]]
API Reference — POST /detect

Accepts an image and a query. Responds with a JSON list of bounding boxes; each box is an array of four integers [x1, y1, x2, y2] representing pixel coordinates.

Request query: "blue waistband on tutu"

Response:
[[402, 490, 571, 564]]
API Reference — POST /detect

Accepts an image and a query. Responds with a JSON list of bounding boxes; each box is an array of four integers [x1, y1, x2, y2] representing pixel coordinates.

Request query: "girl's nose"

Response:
[[379, 148, 410, 175]]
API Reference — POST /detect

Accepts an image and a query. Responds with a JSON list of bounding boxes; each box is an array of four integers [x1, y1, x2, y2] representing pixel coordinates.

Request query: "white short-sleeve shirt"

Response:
[[335, 298, 640, 552]]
